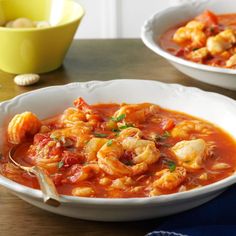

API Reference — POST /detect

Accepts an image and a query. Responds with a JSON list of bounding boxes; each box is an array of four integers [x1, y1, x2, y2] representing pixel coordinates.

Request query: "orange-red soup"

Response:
[[1, 97, 236, 198], [160, 10, 236, 68]]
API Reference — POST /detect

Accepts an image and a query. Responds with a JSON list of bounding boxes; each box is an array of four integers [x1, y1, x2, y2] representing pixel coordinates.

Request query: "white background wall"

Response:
[[75, 0, 172, 39]]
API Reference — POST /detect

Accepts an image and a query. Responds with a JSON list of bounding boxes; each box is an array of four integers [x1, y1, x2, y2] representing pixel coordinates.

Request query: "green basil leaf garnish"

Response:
[[94, 133, 108, 138], [107, 140, 113, 146], [111, 114, 126, 122], [58, 161, 64, 169]]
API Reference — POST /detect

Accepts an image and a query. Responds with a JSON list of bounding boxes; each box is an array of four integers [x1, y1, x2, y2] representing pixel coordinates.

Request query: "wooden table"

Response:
[[0, 39, 235, 236]]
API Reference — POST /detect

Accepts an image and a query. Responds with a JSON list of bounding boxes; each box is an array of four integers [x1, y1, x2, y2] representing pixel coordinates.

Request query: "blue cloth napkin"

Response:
[[146, 184, 236, 236]]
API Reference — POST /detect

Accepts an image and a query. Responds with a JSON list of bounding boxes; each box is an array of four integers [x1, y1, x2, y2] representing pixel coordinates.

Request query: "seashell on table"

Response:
[[14, 74, 40, 86]]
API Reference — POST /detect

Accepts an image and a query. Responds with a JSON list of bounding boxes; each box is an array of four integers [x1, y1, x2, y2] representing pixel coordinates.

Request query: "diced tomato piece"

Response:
[[50, 145, 62, 156], [52, 173, 63, 186], [175, 48, 191, 57], [64, 164, 82, 183], [175, 48, 185, 57], [162, 119, 175, 131], [33, 133, 50, 144], [65, 164, 80, 175], [205, 24, 220, 37], [61, 151, 84, 168], [195, 10, 218, 26], [89, 114, 104, 125], [34, 133, 63, 155], [22, 172, 36, 180]]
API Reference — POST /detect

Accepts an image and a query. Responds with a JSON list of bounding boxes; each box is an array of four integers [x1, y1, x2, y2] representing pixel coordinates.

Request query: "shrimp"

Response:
[[173, 20, 206, 48], [187, 47, 209, 61], [60, 107, 86, 127], [50, 124, 92, 148], [171, 120, 212, 139], [74, 97, 92, 113], [97, 140, 131, 177], [84, 138, 108, 161], [113, 103, 160, 124], [207, 29, 236, 55], [131, 162, 149, 176], [226, 54, 236, 68], [97, 135, 160, 177], [8, 111, 41, 144], [116, 127, 142, 141], [73, 97, 103, 127], [153, 167, 186, 191], [173, 27, 206, 48], [121, 137, 160, 175], [171, 139, 207, 169], [185, 20, 205, 30], [66, 163, 100, 183], [121, 137, 160, 166]]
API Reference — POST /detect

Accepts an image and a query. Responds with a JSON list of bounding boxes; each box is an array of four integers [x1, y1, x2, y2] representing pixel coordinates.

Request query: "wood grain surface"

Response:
[[0, 39, 235, 236]]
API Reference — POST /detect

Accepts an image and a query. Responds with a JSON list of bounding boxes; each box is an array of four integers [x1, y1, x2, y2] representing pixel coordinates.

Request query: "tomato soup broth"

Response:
[[1, 98, 236, 198]]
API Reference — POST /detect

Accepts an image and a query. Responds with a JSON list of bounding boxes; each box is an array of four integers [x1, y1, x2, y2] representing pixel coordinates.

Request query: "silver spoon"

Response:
[[9, 145, 61, 207]]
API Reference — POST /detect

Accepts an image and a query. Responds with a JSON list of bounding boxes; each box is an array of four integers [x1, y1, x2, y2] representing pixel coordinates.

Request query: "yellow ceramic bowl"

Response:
[[0, 0, 84, 74]]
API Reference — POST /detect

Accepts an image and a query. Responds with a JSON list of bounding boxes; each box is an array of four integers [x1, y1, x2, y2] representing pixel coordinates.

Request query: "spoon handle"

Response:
[[32, 166, 61, 207]]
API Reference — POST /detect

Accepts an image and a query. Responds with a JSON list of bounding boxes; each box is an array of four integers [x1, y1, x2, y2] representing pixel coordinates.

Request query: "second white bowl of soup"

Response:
[[141, 0, 236, 90]]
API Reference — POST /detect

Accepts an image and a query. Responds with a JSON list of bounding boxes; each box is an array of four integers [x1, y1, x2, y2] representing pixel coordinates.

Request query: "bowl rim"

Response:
[[1, 80, 236, 206], [141, 4, 236, 75], [0, 0, 85, 32]]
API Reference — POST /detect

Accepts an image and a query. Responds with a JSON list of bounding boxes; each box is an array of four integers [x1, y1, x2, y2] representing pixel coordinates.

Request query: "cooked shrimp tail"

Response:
[[8, 111, 41, 144]]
